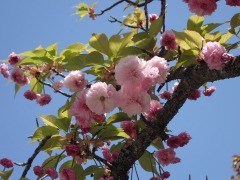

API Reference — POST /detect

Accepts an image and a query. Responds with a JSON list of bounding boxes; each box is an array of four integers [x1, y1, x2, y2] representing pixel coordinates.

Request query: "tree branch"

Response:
[[21, 136, 51, 178], [95, 0, 125, 16], [124, 0, 154, 7], [111, 55, 240, 179]]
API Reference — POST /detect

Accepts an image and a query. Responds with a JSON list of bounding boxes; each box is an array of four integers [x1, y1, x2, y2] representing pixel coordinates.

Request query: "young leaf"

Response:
[[97, 126, 130, 140], [46, 43, 58, 56], [74, 3, 89, 20], [106, 112, 132, 124], [149, 17, 163, 37], [89, 33, 112, 57], [85, 51, 105, 66], [187, 15, 204, 32], [30, 78, 43, 94], [205, 31, 222, 42], [39, 115, 70, 132], [62, 54, 88, 70], [41, 135, 67, 151], [0, 169, 14, 180], [31, 126, 59, 142], [201, 22, 225, 36], [138, 150, 159, 176], [14, 83, 21, 97], [42, 154, 67, 169], [82, 165, 104, 178], [175, 49, 199, 69], [230, 13, 240, 29]]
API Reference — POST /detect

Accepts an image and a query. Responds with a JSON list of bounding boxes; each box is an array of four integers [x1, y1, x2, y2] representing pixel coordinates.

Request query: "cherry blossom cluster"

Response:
[[101, 145, 120, 163], [149, 171, 170, 180], [160, 82, 216, 101], [154, 132, 191, 178], [24, 90, 52, 106], [183, 0, 239, 16], [33, 165, 77, 180]]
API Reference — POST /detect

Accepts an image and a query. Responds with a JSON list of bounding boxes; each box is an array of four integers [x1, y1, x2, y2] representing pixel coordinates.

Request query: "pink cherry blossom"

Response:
[[160, 91, 173, 100], [161, 171, 170, 179], [11, 68, 29, 86], [86, 82, 117, 115], [60, 168, 77, 180], [63, 70, 87, 92], [188, 0, 217, 16], [0, 63, 10, 78], [188, 89, 201, 100], [182, 0, 190, 3], [203, 86, 216, 96], [178, 132, 192, 147], [202, 42, 226, 70], [115, 55, 146, 86], [33, 166, 44, 177], [143, 100, 163, 121], [117, 85, 151, 117], [160, 30, 178, 50], [52, 81, 63, 92], [154, 148, 181, 166], [65, 144, 80, 156], [226, 0, 240, 6], [8, 52, 21, 66], [222, 53, 234, 61], [24, 90, 37, 100], [36, 94, 52, 106], [121, 121, 137, 139], [167, 136, 182, 148], [0, 158, 14, 168], [149, 14, 159, 23], [46, 167, 58, 179], [102, 146, 113, 162], [143, 56, 169, 86], [149, 177, 161, 180]]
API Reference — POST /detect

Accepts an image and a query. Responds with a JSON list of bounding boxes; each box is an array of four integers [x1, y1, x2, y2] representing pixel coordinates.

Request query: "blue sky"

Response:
[[0, 0, 240, 180]]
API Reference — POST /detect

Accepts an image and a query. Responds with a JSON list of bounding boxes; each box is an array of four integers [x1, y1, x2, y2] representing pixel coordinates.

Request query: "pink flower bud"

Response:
[[60, 168, 77, 180], [161, 171, 170, 179], [8, 52, 21, 66], [188, 89, 201, 100], [221, 53, 234, 61], [33, 166, 44, 177], [65, 144, 81, 157], [36, 94, 52, 106], [149, 14, 159, 23], [24, 90, 37, 100], [46, 167, 58, 179], [160, 91, 173, 100], [0, 158, 14, 168], [203, 86, 216, 96]]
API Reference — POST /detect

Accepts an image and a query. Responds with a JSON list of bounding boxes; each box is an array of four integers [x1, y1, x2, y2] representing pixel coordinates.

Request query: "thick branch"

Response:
[[111, 55, 240, 179]]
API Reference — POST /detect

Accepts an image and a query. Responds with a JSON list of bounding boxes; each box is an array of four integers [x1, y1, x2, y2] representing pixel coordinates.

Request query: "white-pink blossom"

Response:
[[121, 121, 137, 139], [154, 148, 181, 166], [0, 63, 10, 78], [160, 30, 178, 50], [203, 86, 216, 96], [86, 82, 117, 115], [52, 81, 63, 92], [64, 71, 87, 92], [202, 42, 226, 70], [188, 0, 217, 16], [115, 56, 146, 86], [149, 14, 159, 23], [143, 56, 169, 86], [117, 85, 151, 117]]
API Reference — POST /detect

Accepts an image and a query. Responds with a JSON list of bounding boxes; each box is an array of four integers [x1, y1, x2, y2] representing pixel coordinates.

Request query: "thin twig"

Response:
[[52, 68, 65, 78], [160, 0, 166, 33], [21, 136, 51, 178], [109, 16, 147, 32], [95, 0, 125, 16], [124, 0, 154, 7], [144, 0, 149, 32], [37, 78, 71, 98]]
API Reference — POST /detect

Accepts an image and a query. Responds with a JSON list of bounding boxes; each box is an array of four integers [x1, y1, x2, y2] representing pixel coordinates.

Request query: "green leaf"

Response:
[[14, 83, 21, 97], [59, 160, 85, 180], [46, 43, 58, 56], [64, 43, 88, 53], [138, 150, 159, 176], [17, 56, 52, 66], [109, 32, 134, 58], [31, 126, 59, 142], [175, 49, 199, 69], [97, 126, 130, 140], [82, 165, 104, 178], [62, 54, 88, 70], [0, 169, 13, 180], [173, 30, 203, 50], [110, 141, 125, 152], [218, 32, 233, 44], [187, 15, 204, 32], [204, 31, 222, 42], [149, 17, 163, 36], [30, 78, 43, 93], [42, 154, 67, 169], [41, 135, 67, 151], [85, 51, 105, 66], [151, 138, 164, 149], [106, 112, 132, 124], [118, 46, 143, 57], [201, 22, 224, 36], [89, 33, 112, 57], [58, 101, 71, 119], [74, 3, 89, 20], [230, 13, 240, 29], [39, 115, 70, 132]]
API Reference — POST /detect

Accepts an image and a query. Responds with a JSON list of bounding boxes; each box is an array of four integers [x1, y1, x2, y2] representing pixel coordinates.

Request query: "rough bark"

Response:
[[111, 55, 240, 179]]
